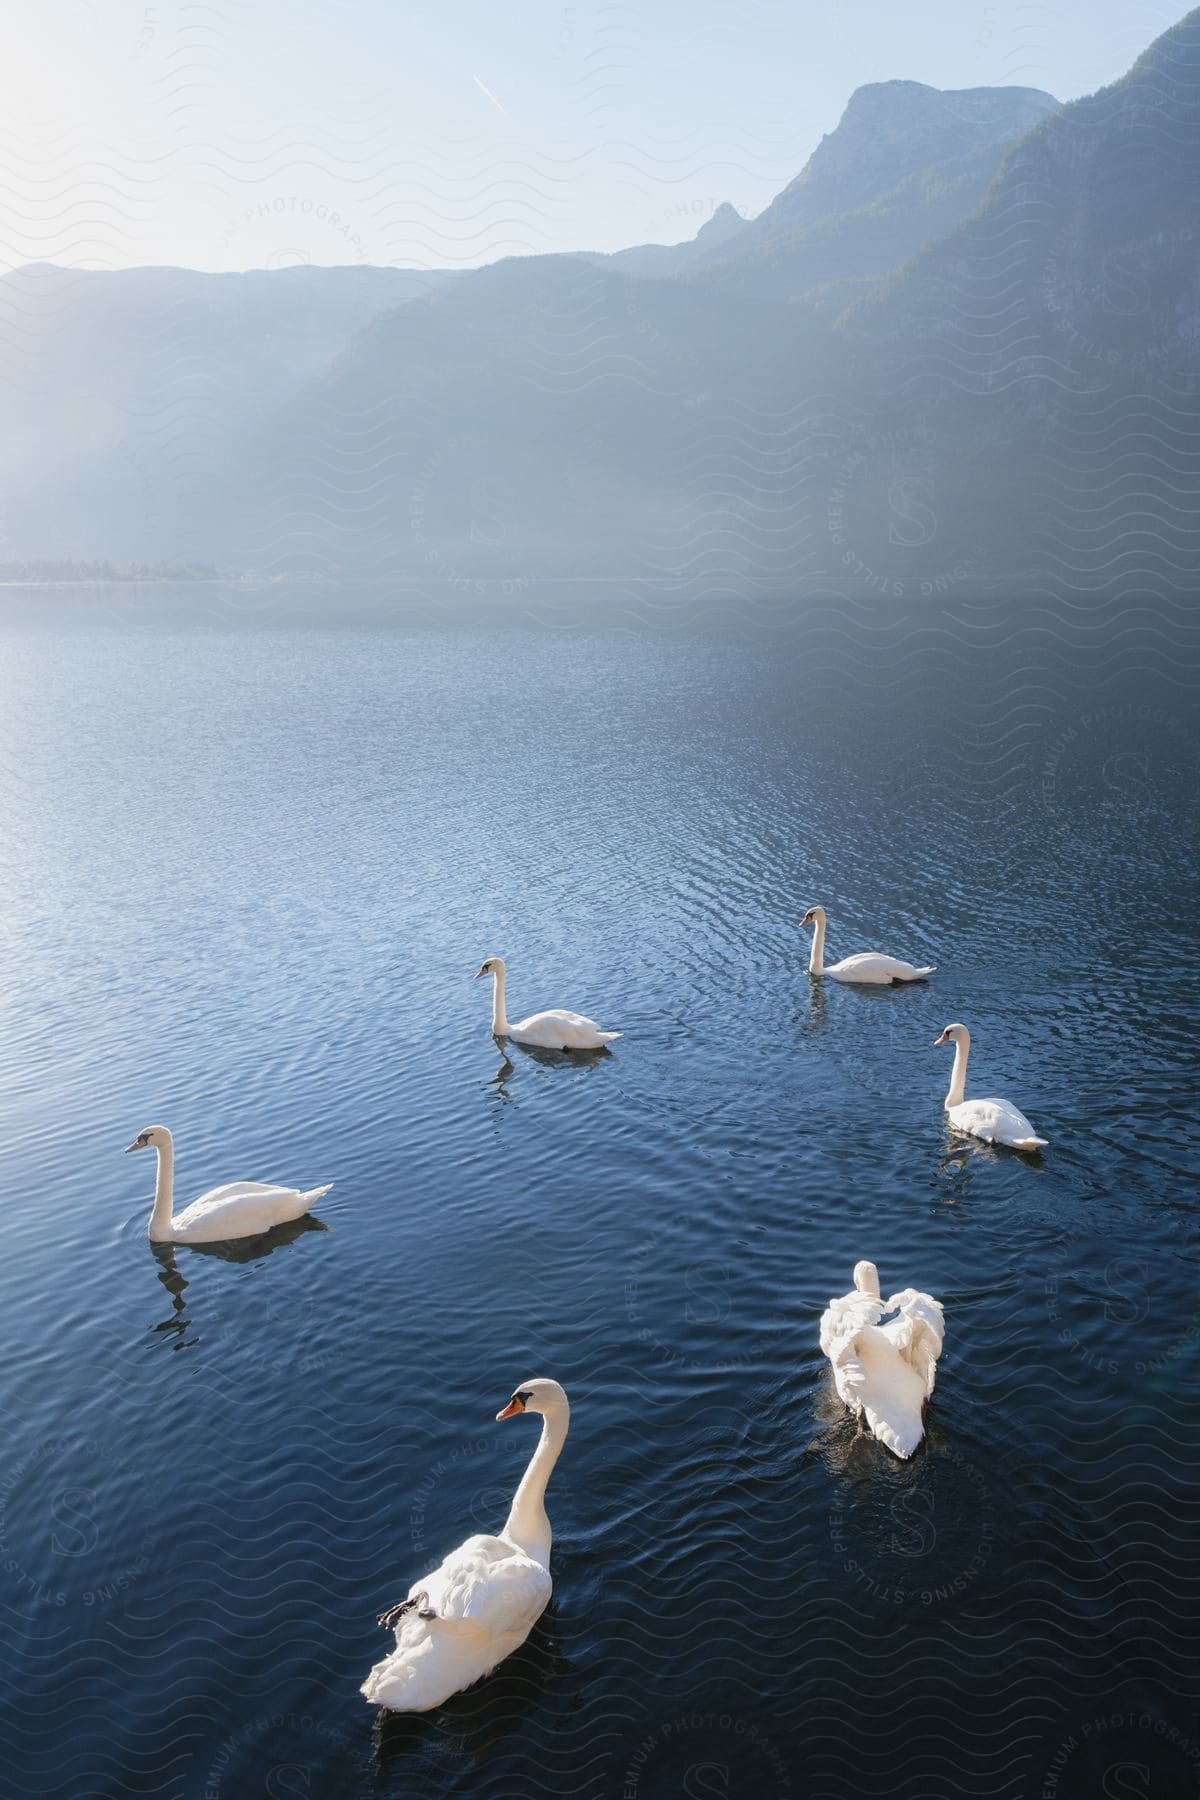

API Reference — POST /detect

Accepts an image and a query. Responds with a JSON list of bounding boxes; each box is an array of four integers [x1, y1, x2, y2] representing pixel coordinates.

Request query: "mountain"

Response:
[[755, 80, 1058, 234], [825, 7, 1200, 589], [602, 203, 751, 278], [599, 80, 1059, 301], [0, 263, 451, 562], [3, 14, 1199, 595], [218, 79, 1065, 580]]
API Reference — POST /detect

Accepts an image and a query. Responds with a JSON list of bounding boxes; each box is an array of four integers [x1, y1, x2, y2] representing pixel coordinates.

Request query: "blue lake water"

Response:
[[0, 596, 1197, 1799]]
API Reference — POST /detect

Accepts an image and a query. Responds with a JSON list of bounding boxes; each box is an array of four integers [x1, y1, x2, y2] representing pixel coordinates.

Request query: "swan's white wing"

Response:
[[882, 1291, 945, 1399], [885, 1288, 945, 1347], [825, 953, 899, 984], [819, 1290, 882, 1360], [828, 1328, 871, 1401], [510, 1008, 620, 1047], [820, 1292, 884, 1408], [172, 1180, 328, 1241], [189, 1181, 292, 1207], [424, 1534, 551, 1638], [904, 1318, 944, 1400], [948, 1097, 1046, 1148], [826, 953, 935, 985], [519, 1009, 599, 1030], [362, 1535, 551, 1713]]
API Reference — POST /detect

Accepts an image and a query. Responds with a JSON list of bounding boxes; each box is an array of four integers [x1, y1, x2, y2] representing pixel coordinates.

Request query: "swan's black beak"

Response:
[[124, 1139, 145, 1153]]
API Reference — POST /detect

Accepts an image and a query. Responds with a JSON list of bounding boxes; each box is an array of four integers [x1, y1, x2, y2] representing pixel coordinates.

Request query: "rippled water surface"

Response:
[[0, 600, 1197, 1799]]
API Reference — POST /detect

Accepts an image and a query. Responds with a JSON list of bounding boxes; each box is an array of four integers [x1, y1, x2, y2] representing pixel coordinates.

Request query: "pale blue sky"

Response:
[[0, 0, 1185, 271]]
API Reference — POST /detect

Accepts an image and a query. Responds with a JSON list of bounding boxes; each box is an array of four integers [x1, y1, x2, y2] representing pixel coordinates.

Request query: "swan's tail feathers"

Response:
[[300, 1183, 334, 1208], [361, 1623, 498, 1713], [361, 1656, 437, 1712], [909, 966, 937, 980], [872, 1416, 923, 1460], [1011, 1136, 1048, 1151], [595, 1030, 622, 1042]]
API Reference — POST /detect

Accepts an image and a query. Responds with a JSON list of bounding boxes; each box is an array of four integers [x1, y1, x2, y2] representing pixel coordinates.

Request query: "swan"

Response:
[[476, 957, 621, 1050], [934, 1023, 1048, 1150], [801, 905, 935, 984], [820, 1261, 945, 1459], [125, 1125, 332, 1244], [362, 1377, 569, 1713]]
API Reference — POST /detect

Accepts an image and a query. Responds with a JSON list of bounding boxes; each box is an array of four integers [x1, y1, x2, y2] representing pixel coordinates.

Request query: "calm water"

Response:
[[0, 599, 1197, 1800]]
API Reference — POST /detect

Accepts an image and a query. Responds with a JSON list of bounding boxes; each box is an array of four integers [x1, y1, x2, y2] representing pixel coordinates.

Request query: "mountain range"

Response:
[[3, 9, 1199, 596]]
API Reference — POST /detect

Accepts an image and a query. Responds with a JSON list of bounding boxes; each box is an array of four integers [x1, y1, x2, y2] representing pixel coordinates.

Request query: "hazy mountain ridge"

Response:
[[827, 7, 1200, 588], [0, 264, 451, 563], [693, 137, 1041, 306], [218, 76, 1074, 580], [596, 79, 1059, 290], [747, 80, 1059, 235], [2, 14, 1198, 594]]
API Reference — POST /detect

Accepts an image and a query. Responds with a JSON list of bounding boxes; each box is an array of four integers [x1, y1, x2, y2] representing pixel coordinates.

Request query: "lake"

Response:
[[0, 593, 1197, 1799]]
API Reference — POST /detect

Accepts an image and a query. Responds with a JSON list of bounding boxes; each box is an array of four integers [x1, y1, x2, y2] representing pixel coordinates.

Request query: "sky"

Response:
[[0, 0, 1185, 272]]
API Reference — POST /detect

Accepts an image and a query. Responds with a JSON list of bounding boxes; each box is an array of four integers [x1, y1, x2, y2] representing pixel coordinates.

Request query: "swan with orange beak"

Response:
[[362, 1378, 569, 1712]]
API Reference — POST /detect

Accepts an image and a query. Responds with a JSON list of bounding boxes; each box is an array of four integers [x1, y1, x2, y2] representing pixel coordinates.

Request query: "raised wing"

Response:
[[819, 1289, 882, 1362], [422, 1535, 552, 1642], [883, 1289, 945, 1398], [830, 1327, 875, 1401], [820, 1290, 885, 1409]]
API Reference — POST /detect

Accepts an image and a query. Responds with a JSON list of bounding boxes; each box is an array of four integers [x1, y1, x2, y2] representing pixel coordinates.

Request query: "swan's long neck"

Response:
[[502, 1403, 569, 1565], [808, 914, 826, 976], [148, 1137, 176, 1242], [946, 1033, 970, 1109], [491, 968, 509, 1036]]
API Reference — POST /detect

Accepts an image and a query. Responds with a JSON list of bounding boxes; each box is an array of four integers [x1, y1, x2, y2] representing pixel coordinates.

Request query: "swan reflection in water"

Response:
[[936, 1128, 1045, 1206], [800, 974, 828, 1035], [371, 1605, 571, 1772], [487, 1038, 613, 1101], [938, 1134, 1000, 1182], [148, 1215, 328, 1349]]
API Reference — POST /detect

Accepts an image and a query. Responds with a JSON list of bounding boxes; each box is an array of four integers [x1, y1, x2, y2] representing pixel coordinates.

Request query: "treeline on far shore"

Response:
[[0, 560, 222, 583]]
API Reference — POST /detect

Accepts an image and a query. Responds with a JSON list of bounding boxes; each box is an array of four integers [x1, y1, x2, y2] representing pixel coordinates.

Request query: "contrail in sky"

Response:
[[472, 75, 509, 118]]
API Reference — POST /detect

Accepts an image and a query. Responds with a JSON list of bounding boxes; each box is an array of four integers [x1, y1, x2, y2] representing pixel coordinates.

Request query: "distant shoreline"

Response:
[[0, 574, 1168, 602]]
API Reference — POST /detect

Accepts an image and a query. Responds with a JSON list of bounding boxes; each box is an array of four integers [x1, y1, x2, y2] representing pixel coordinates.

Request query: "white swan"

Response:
[[125, 1125, 332, 1244], [476, 957, 621, 1050], [820, 1261, 945, 1459], [935, 1023, 1048, 1150], [802, 905, 935, 984], [362, 1377, 569, 1713]]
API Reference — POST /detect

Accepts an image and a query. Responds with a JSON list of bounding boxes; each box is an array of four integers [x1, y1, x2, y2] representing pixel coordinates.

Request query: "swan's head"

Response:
[[934, 1023, 969, 1050], [125, 1124, 171, 1154], [496, 1377, 568, 1422], [800, 905, 825, 929], [476, 956, 506, 980], [853, 1260, 881, 1298]]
